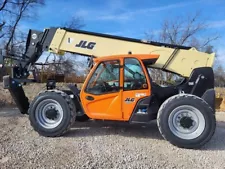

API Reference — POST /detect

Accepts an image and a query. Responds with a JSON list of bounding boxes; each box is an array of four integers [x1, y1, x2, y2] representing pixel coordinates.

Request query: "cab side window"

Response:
[[85, 60, 120, 95], [123, 58, 148, 90]]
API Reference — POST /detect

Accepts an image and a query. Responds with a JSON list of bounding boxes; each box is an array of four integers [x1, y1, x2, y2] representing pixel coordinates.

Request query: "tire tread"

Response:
[[157, 93, 216, 149], [28, 90, 76, 137]]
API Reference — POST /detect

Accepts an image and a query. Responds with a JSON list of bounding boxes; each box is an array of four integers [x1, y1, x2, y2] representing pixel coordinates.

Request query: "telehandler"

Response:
[[0, 27, 216, 149]]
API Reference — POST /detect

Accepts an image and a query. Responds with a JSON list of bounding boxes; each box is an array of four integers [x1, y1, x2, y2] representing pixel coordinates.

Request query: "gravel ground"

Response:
[[0, 108, 225, 169]]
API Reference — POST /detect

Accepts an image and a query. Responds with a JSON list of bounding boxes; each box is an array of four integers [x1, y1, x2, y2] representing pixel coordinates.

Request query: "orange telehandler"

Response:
[[0, 27, 216, 148]]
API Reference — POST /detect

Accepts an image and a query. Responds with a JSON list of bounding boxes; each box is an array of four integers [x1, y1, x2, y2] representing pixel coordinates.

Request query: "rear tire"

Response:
[[157, 94, 216, 149], [28, 90, 76, 137]]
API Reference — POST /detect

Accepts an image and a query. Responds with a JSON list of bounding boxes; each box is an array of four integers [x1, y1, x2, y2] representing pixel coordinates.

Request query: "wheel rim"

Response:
[[168, 105, 205, 140], [35, 99, 64, 129]]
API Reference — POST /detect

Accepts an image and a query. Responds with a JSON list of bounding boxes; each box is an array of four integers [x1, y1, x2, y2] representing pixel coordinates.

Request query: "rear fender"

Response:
[[201, 89, 215, 113]]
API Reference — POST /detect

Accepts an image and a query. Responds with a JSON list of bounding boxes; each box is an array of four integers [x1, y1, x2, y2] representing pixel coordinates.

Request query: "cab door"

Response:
[[122, 58, 151, 120], [80, 59, 123, 120]]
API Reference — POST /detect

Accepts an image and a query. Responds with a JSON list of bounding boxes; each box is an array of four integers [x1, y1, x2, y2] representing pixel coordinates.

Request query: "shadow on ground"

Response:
[[202, 121, 225, 151], [66, 120, 225, 151], [66, 120, 163, 140], [1, 108, 225, 151], [0, 107, 22, 117]]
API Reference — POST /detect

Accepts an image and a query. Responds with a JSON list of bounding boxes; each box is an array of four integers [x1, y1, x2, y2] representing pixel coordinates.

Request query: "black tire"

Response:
[[62, 90, 89, 122], [28, 90, 76, 137], [157, 94, 216, 149]]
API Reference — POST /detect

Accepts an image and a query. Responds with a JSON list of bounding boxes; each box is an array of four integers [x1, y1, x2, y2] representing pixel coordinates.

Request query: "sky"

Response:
[[19, 0, 225, 65]]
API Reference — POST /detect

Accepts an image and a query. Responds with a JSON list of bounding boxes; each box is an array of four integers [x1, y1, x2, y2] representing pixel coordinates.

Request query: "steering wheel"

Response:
[[131, 81, 142, 89], [95, 81, 108, 92]]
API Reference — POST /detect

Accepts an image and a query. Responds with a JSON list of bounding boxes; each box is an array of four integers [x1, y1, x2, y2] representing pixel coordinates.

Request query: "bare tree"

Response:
[[5, 0, 44, 50], [146, 12, 219, 51], [55, 16, 86, 75], [214, 65, 225, 87], [22, 14, 87, 82], [0, 0, 44, 62], [61, 16, 85, 29], [0, 0, 45, 80], [146, 12, 220, 86], [0, 0, 8, 38]]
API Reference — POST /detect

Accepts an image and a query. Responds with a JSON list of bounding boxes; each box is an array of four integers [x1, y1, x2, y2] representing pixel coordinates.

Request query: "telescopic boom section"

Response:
[[25, 27, 215, 77]]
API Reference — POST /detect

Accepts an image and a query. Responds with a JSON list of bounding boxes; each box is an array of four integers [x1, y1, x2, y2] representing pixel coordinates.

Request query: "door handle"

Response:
[[85, 95, 94, 101]]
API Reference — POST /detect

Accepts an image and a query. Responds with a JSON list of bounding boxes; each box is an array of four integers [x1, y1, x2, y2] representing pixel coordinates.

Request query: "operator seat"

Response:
[[147, 71, 178, 104]]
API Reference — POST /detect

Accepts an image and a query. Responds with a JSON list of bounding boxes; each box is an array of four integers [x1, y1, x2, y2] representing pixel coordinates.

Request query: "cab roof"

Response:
[[93, 54, 159, 63]]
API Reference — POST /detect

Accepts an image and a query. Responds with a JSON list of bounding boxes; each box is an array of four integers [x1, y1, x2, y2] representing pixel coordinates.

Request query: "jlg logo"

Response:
[[125, 98, 135, 103], [75, 40, 96, 50]]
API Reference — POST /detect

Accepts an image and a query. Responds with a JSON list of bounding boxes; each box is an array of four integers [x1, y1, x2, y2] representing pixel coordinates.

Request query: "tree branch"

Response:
[[0, 21, 5, 29], [0, 33, 5, 38], [61, 16, 85, 29], [201, 35, 220, 48], [1, 8, 18, 15], [0, 0, 7, 11], [5, 0, 30, 50]]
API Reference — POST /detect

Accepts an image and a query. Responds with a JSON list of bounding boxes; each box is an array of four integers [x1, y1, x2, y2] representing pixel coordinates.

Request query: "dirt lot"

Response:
[[0, 84, 225, 168], [0, 108, 225, 169]]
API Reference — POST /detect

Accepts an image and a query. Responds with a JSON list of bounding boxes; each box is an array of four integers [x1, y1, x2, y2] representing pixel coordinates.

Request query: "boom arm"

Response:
[[22, 27, 215, 77]]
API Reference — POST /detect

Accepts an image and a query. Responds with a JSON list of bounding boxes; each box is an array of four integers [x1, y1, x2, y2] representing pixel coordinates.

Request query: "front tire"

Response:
[[62, 90, 89, 122], [28, 90, 76, 137], [157, 94, 216, 149]]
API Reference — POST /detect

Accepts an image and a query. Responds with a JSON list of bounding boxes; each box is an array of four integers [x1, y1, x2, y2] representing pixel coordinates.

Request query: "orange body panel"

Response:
[[81, 91, 123, 120], [80, 54, 158, 121], [122, 57, 151, 120]]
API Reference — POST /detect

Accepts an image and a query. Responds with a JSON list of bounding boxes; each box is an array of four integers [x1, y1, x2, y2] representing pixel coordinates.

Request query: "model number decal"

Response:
[[125, 98, 135, 103], [75, 40, 96, 50], [135, 93, 147, 98]]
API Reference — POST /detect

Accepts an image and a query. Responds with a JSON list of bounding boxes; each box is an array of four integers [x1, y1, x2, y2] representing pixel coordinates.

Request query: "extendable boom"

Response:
[[24, 27, 215, 77]]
